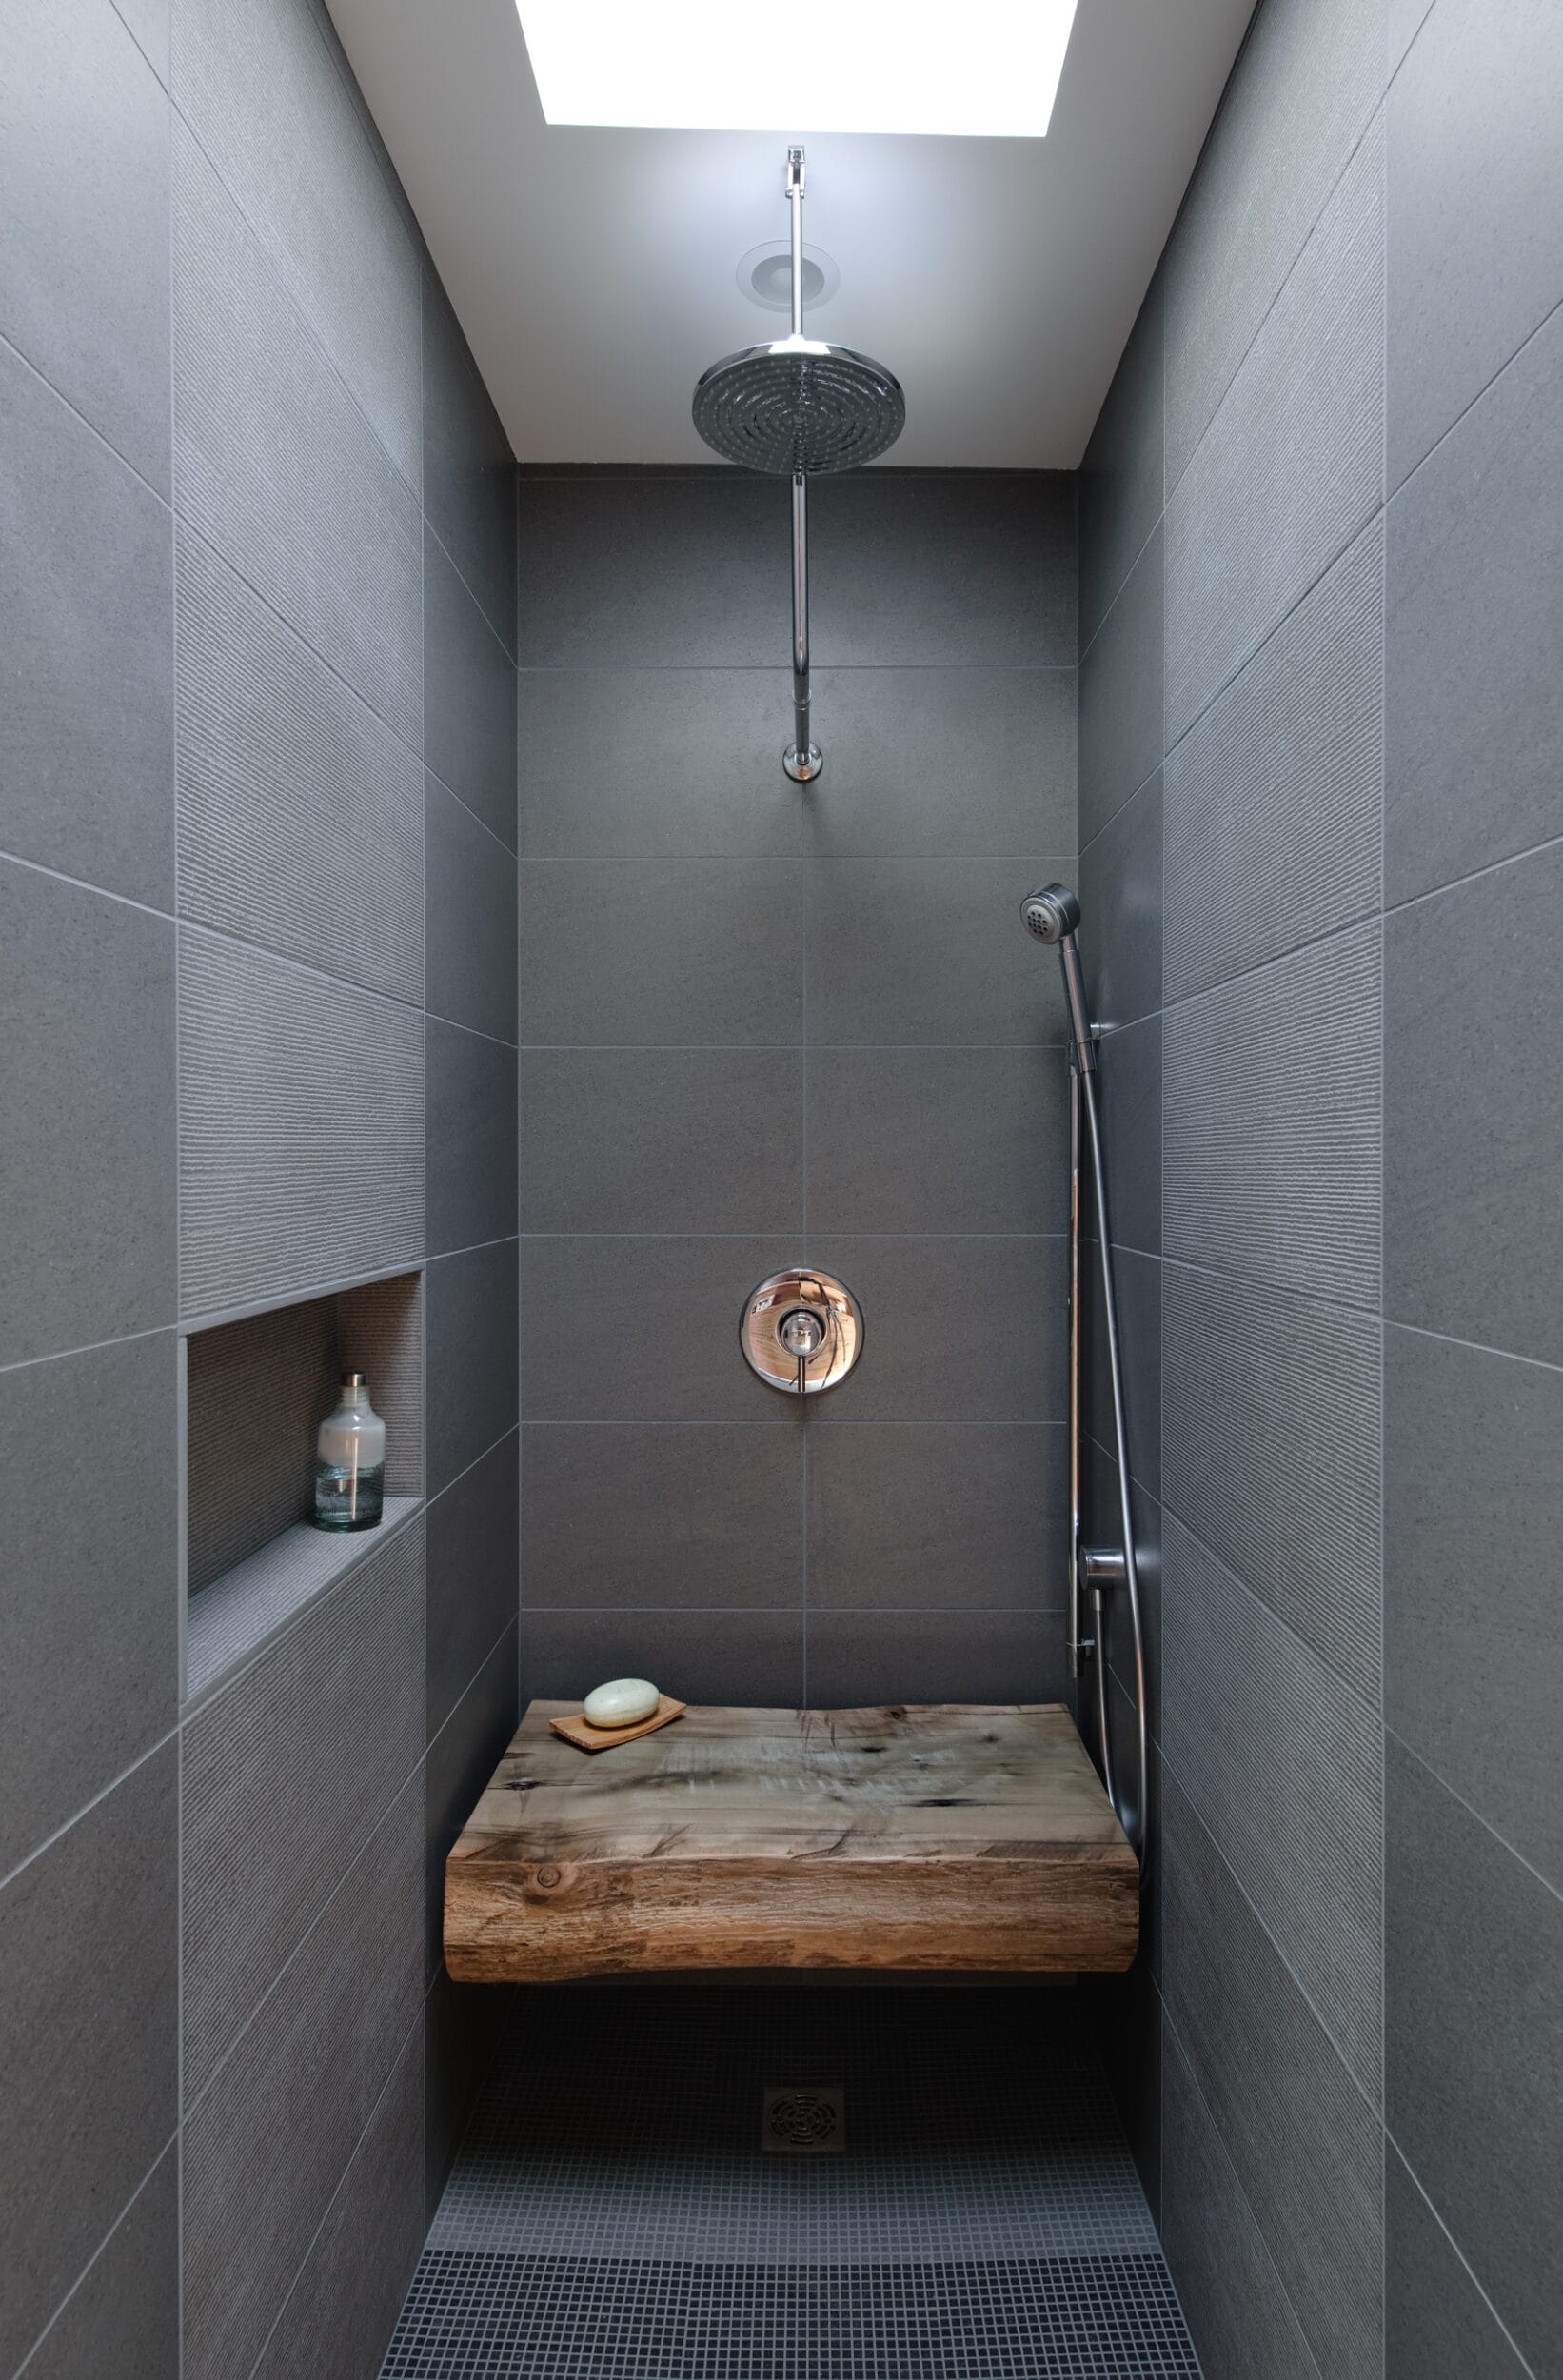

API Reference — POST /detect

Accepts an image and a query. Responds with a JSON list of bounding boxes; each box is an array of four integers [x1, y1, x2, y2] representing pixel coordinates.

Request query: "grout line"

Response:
[[0, 1319, 175, 1381], [516, 1231, 1067, 1242], [426, 765, 519, 863], [1385, 1729, 1563, 1913], [10, 2133, 181, 2379], [1387, 288, 1563, 505], [1157, 1247, 1380, 1330], [0, 326, 172, 512], [1158, 1502, 1381, 1729], [0, 1724, 180, 1901], [1380, 825, 1563, 924], [1380, 1314, 1563, 1383], [427, 1617, 519, 1760], [1381, 2136, 1541, 2380]]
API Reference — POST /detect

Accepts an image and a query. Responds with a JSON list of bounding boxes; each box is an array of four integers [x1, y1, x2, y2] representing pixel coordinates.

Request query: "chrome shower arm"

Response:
[[786, 146, 805, 339], [782, 149, 821, 783]]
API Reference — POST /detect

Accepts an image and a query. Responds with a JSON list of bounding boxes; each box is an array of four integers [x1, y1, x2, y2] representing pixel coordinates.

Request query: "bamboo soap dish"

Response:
[[548, 1696, 686, 1754]]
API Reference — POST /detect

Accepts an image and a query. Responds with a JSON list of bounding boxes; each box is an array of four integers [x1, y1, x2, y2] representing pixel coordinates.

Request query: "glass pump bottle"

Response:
[[313, 1373, 386, 1532]]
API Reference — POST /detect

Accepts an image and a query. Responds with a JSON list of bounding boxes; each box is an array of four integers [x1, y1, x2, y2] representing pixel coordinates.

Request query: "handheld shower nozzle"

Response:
[[1021, 883, 1094, 1071], [1020, 883, 1082, 944]]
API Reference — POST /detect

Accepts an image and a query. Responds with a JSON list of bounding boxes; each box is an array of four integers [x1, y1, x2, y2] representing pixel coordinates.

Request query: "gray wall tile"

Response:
[[1386, 2145, 1531, 2380], [425, 1964, 511, 2222], [1386, 1324, 1563, 1893], [178, 927, 424, 1317], [520, 1048, 801, 1236], [20, 2145, 179, 2380], [1386, 1735, 1563, 2374], [1165, 518, 1384, 1001], [426, 1431, 520, 1742], [424, 272, 517, 652], [426, 1239, 519, 1495], [426, 775, 518, 1044], [172, 128, 422, 748], [806, 856, 1073, 1046], [523, 1425, 802, 1609], [176, 526, 423, 1002], [182, 1518, 424, 2101], [519, 859, 803, 1046], [0, 0, 169, 492], [1385, 307, 1563, 903], [425, 1621, 518, 1983], [1093, 1012, 1160, 1257], [1164, 0, 1385, 488], [1079, 769, 1162, 1028], [0, 862, 175, 1367], [1387, 0, 1563, 487], [1078, 274, 1164, 653], [1089, 1455, 1163, 1750], [1162, 1263, 1381, 1692], [186, 1294, 337, 1591], [0, 1745, 178, 2379], [808, 1046, 1064, 1237], [0, 1334, 177, 1877], [522, 1605, 805, 1708], [425, 526, 518, 850], [1163, 1517, 1382, 2094], [808, 1238, 1067, 1425], [806, 1607, 1070, 1709], [171, 0, 421, 490], [0, 342, 172, 906], [182, 1778, 423, 2380], [1164, 921, 1381, 1309], [1083, 1244, 1162, 1498], [1385, 843, 1563, 1365], [807, 1425, 1066, 1612], [426, 1016, 518, 1258], [1078, 525, 1163, 849], [1162, 1773, 1383, 2380], [1165, 120, 1385, 744]]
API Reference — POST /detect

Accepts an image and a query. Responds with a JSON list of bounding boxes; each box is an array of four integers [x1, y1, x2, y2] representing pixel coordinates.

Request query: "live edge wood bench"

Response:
[[445, 1701, 1138, 1982]]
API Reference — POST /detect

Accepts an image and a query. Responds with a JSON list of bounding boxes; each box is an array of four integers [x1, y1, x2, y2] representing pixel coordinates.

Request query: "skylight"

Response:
[[514, 2, 1079, 139]]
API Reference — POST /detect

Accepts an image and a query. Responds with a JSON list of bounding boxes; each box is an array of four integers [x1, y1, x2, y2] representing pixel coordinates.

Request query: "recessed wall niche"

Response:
[[184, 1269, 423, 1699]]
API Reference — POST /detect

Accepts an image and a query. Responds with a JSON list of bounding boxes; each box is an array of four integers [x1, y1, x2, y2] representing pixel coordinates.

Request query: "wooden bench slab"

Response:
[[445, 1701, 1138, 1982]]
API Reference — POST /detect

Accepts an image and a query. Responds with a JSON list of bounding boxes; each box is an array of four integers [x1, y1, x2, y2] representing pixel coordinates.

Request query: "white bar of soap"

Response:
[[583, 1676, 660, 1728]]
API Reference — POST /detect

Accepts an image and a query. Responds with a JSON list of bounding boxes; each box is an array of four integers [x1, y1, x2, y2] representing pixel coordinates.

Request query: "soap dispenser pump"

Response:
[[313, 1373, 386, 1532]]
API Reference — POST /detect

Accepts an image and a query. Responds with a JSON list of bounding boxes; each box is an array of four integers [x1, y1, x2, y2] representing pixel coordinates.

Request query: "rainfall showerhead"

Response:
[[1020, 883, 1082, 945]]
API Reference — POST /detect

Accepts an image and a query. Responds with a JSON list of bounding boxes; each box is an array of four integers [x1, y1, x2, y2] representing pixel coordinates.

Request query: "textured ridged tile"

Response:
[[425, 1623, 518, 1983], [0, 1333, 177, 1878], [1078, 525, 1163, 849], [171, 0, 421, 488], [807, 1426, 1066, 1613], [186, 1273, 339, 1593], [0, 1746, 178, 2380], [182, 1517, 423, 2102], [1161, 2016, 1321, 2380], [1386, 1736, 1563, 2376], [185, 1503, 422, 1706], [251, 2025, 425, 2380], [426, 1432, 519, 1744], [1165, 120, 1385, 744], [523, 1426, 801, 1610], [1079, 274, 1163, 653], [182, 1778, 422, 2380], [20, 2146, 179, 2380], [1165, 519, 1384, 1001], [338, 1269, 425, 1497], [1385, 2146, 1531, 2380], [1164, 0, 1386, 487], [176, 528, 421, 1002], [424, 273, 516, 652], [1162, 1262, 1381, 1693], [172, 127, 421, 747], [1164, 922, 1381, 1308], [1163, 1517, 1382, 2094], [178, 928, 424, 1317], [1162, 1774, 1382, 2380]]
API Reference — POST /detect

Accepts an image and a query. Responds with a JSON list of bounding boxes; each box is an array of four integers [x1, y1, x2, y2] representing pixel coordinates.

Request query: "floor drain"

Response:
[[762, 2084, 845, 2152]]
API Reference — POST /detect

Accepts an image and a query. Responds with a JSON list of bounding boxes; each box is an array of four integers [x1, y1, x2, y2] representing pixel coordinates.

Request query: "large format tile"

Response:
[[517, 665, 1077, 861], [171, 0, 420, 489], [426, 1240, 519, 1495], [0, 1333, 177, 1878], [0, 1746, 178, 2379], [425, 526, 518, 850], [1163, 921, 1381, 1310], [1162, 1773, 1382, 2380], [1165, 120, 1385, 744], [0, 342, 172, 906], [178, 927, 423, 1318], [1385, 2145, 1531, 2380], [176, 526, 422, 1002], [519, 858, 803, 1046], [1082, 1244, 1162, 1498], [1162, 1262, 1381, 1692], [805, 856, 1073, 1046], [424, 271, 517, 652], [1078, 274, 1163, 653], [0, 862, 175, 1367], [426, 773, 518, 1044], [1386, 1735, 1563, 2375], [1163, 1517, 1382, 2094], [172, 128, 422, 748], [1163, 0, 1385, 487], [805, 1607, 1070, 1709], [519, 1237, 798, 1423], [425, 1963, 512, 2222], [807, 1046, 1064, 1237], [1385, 843, 1563, 1365], [520, 1047, 801, 1236], [426, 1015, 518, 1258], [1387, 0, 1563, 487], [426, 1432, 520, 1743], [807, 1237, 1067, 1425], [1385, 1325, 1563, 1894], [1078, 525, 1163, 848], [1165, 517, 1384, 1001], [182, 1518, 424, 2101], [1385, 307, 1563, 903], [182, 1779, 423, 2380], [806, 1426, 1067, 1612], [425, 1622, 518, 1983], [1088, 1451, 1163, 1753], [1079, 769, 1162, 1029], [522, 1606, 805, 1709], [1092, 1011, 1160, 1258], [21, 2144, 178, 2380], [0, 0, 169, 491], [523, 1425, 802, 1609]]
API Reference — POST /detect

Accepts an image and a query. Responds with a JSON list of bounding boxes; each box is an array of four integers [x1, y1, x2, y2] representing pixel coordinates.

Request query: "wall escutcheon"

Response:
[[740, 1269, 862, 1395]]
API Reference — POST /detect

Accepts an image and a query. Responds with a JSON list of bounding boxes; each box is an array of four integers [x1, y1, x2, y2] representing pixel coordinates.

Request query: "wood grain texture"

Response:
[[445, 1702, 1138, 1982]]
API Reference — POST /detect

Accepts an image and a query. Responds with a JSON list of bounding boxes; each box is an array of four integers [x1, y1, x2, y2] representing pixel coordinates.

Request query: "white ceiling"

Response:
[[326, 0, 1256, 470]]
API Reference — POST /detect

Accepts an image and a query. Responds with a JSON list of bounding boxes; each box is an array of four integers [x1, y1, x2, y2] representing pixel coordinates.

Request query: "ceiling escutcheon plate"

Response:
[[740, 1269, 863, 1395]]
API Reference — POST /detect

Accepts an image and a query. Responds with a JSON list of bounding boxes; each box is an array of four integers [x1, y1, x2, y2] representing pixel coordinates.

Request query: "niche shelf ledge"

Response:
[[186, 1497, 422, 1706]]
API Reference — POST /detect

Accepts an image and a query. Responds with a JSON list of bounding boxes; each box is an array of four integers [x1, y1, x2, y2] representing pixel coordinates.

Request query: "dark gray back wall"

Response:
[[1078, 1, 1563, 2375], [516, 467, 1077, 1707], [1, 1, 517, 2372]]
